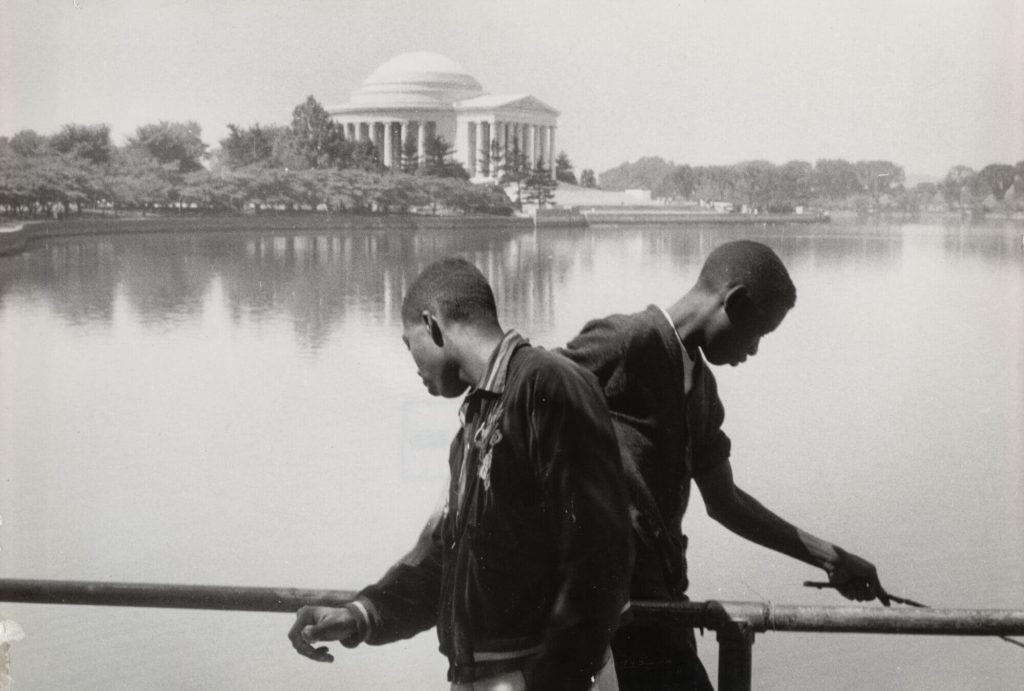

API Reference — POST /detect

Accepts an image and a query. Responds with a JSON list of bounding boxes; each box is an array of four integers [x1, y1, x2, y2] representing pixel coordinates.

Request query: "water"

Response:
[[1, 220, 1021, 690]]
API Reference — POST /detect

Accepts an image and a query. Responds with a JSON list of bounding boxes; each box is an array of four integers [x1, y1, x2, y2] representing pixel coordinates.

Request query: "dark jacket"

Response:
[[559, 306, 731, 598], [353, 334, 633, 689]]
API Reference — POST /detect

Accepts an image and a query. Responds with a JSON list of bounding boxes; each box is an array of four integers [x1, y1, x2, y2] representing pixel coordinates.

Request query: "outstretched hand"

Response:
[[287, 606, 359, 663], [828, 548, 891, 606]]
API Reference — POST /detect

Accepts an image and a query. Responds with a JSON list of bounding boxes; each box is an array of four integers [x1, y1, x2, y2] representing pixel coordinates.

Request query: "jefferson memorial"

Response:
[[328, 52, 559, 180]]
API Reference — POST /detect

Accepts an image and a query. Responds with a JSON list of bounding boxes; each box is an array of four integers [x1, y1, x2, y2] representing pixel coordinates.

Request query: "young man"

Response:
[[559, 240, 889, 690], [287, 257, 632, 690]]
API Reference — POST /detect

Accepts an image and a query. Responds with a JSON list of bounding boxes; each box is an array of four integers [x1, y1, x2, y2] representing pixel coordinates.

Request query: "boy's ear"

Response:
[[422, 311, 445, 347], [723, 285, 751, 311], [723, 285, 759, 326]]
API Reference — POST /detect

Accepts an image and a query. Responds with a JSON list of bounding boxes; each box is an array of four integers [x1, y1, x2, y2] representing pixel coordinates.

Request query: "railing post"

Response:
[[717, 618, 754, 691]]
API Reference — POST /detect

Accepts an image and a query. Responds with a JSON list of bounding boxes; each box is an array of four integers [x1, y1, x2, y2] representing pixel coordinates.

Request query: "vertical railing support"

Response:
[[717, 618, 755, 691]]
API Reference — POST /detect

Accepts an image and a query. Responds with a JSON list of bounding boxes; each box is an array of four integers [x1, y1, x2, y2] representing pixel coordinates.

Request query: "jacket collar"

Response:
[[475, 330, 528, 395]]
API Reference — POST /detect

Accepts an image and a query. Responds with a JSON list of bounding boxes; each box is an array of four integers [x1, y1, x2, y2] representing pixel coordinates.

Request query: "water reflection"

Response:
[[1, 219, 1021, 691], [4, 221, 1018, 350]]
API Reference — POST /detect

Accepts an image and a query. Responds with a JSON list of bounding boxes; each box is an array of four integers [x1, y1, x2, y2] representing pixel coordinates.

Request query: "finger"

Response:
[[871, 578, 891, 607], [302, 624, 326, 644], [290, 632, 335, 663], [837, 580, 872, 601], [289, 614, 327, 660], [310, 646, 335, 663]]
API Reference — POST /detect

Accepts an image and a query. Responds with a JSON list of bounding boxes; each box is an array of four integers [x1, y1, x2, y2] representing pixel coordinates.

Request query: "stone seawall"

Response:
[[0, 214, 534, 256], [581, 210, 830, 225]]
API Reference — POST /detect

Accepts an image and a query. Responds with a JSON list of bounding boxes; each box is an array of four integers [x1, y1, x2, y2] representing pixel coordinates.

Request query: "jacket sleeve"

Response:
[[689, 359, 732, 476], [353, 505, 444, 645], [522, 361, 633, 690]]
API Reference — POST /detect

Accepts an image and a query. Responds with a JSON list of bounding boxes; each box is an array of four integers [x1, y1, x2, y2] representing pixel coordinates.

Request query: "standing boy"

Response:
[[560, 240, 889, 690], [288, 258, 632, 690]]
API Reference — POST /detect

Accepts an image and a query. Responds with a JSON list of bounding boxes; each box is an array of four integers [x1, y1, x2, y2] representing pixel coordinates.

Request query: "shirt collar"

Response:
[[475, 330, 528, 395], [656, 306, 687, 355]]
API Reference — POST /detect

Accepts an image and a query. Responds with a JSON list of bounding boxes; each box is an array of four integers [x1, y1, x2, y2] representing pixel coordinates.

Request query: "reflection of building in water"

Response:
[[328, 52, 558, 181]]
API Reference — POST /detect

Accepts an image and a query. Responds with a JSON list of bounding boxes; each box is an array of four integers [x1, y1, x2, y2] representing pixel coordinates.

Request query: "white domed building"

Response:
[[328, 52, 558, 180]]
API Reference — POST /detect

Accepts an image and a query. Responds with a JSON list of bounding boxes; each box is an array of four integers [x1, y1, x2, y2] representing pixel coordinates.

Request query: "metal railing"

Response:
[[3, 578, 1023, 691]]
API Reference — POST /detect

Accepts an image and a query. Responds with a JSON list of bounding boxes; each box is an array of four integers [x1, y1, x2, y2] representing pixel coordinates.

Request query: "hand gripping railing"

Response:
[[2, 579, 1023, 691]]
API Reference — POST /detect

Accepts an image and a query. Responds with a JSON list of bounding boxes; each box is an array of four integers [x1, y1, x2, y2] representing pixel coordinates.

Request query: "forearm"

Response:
[[353, 512, 444, 645], [712, 486, 840, 571]]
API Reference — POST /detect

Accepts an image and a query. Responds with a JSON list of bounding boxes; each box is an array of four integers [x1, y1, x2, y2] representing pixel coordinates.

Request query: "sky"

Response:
[[1, 0, 1021, 179]]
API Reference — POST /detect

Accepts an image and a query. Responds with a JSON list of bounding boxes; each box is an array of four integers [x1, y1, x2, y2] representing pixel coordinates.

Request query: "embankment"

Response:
[[0, 214, 534, 257]]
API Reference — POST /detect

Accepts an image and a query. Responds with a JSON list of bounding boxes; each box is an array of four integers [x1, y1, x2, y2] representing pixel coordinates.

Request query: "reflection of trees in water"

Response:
[[0, 239, 121, 326], [0, 228, 572, 349], [942, 224, 1023, 261], [3, 223, 1017, 348]]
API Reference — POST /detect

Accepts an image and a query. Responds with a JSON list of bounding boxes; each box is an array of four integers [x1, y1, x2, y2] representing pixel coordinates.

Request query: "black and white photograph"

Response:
[[1, 1, 1022, 689]]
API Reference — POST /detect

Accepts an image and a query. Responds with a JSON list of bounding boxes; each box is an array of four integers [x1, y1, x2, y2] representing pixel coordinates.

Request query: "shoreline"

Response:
[[3, 209, 1021, 258], [0, 213, 534, 257]]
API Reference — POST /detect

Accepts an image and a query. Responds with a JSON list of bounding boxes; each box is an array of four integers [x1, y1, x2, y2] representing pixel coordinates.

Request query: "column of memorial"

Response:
[[383, 122, 393, 170], [400, 122, 410, 169], [468, 122, 477, 177], [480, 121, 490, 176], [549, 126, 556, 179]]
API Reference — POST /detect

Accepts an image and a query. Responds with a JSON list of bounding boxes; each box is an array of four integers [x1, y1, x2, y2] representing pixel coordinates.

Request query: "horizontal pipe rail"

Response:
[[629, 600, 1024, 637], [2, 579, 1024, 638], [0, 579, 356, 613]]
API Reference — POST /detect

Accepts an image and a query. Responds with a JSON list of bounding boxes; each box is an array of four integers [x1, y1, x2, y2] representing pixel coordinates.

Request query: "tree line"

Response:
[[598, 156, 1024, 215], [0, 96, 538, 218]]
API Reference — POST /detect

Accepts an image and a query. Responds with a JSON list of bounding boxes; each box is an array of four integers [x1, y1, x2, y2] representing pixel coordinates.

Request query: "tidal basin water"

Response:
[[1, 219, 1021, 690]]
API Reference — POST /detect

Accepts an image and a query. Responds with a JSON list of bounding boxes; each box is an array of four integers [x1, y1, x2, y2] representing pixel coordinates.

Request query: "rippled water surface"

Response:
[[1, 219, 1022, 689]]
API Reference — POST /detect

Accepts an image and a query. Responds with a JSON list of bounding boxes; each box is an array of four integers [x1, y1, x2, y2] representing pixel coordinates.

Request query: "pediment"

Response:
[[455, 93, 560, 117]]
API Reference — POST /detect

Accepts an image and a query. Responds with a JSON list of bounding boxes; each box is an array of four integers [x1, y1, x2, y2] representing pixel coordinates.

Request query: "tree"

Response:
[[812, 159, 862, 201], [483, 139, 506, 181], [579, 169, 597, 188], [598, 156, 673, 191], [401, 135, 419, 174], [775, 160, 814, 208], [554, 151, 577, 185], [733, 160, 776, 211], [524, 158, 557, 208], [498, 137, 530, 209], [977, 163, 1016, 201], [854, 160, 905, 208], [219, 123, 278, 169], [9, 130, 50, 157], [420, 135, 468, 179], [940, 165, 975, 209], [50, 123, 112, 164], [129, 121, 208, 172], [105, 146, 174, 210], [290, 95, 346, 169], [652, 164, 695, 201], [351, 139, 382, 173], [692, 166, 735, 201]]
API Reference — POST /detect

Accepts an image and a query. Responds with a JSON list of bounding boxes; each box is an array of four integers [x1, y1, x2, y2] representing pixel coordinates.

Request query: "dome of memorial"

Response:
[[348, 52, 484, 108]]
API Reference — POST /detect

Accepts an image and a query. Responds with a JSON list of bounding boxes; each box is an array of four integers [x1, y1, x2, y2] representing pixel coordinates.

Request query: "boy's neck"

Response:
[[448, 322, 507, 388], [664, 289, 714, 355]]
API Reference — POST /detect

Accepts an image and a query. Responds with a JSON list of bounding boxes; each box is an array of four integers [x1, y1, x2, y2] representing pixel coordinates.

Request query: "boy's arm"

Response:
[[695, 458, 890, 605], [287, 508, 445, 661]]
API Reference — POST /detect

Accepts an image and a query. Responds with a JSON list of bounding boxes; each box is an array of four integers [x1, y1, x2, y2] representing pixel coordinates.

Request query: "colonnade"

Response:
[[340, 120, 438, 171], [337, 118, 556, 179], [463, 121, 556, 179]]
